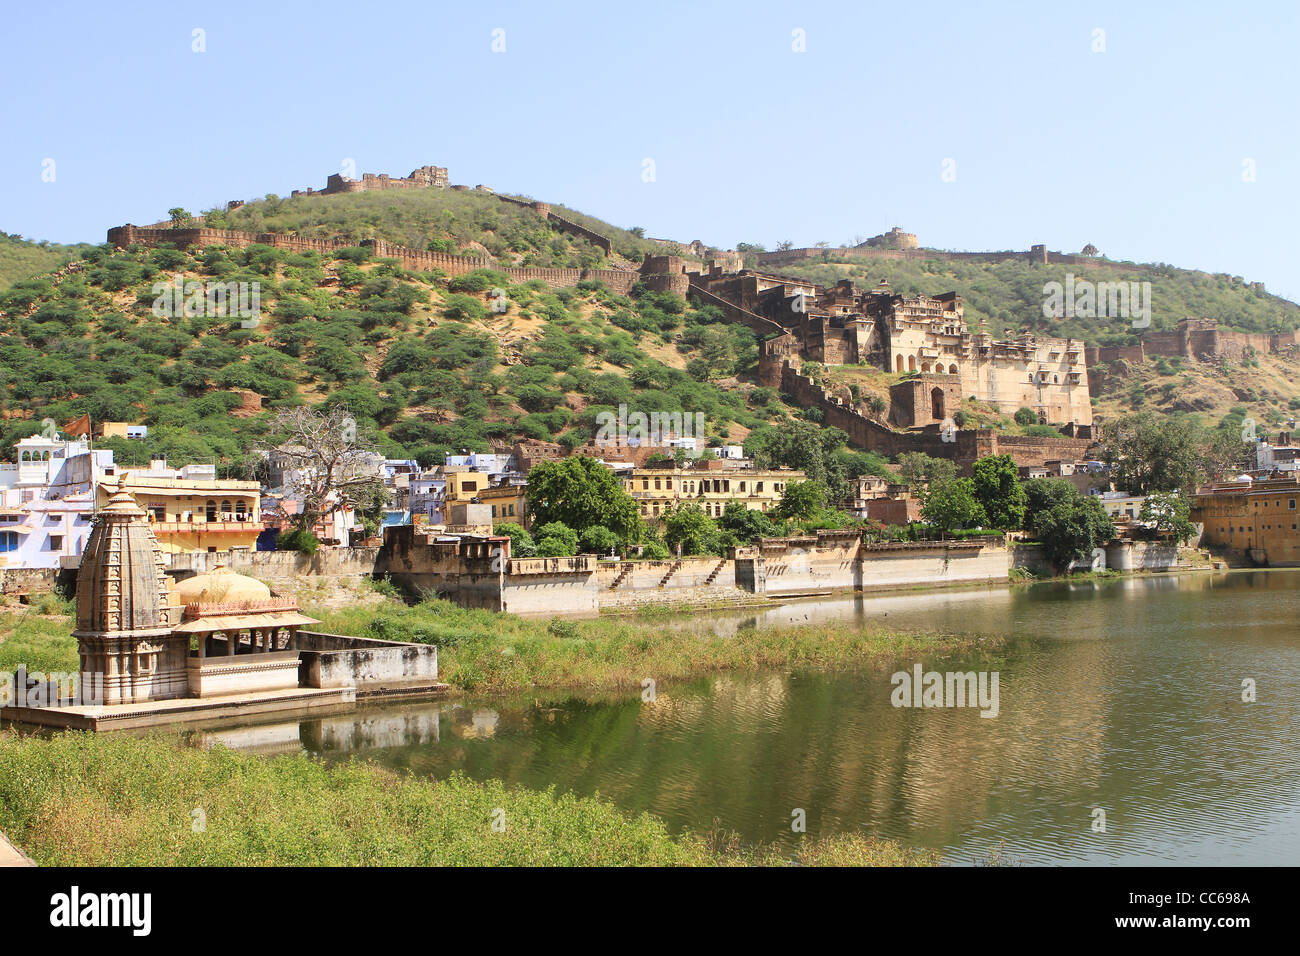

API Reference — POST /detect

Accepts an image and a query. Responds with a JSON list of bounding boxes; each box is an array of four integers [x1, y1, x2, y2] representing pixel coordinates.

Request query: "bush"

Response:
[[578, 525, 621, 555], [277, 528, 320, 554]]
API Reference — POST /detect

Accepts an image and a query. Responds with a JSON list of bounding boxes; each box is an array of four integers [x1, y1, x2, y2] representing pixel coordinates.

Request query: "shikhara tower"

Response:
[[72, 490, 187, 704]]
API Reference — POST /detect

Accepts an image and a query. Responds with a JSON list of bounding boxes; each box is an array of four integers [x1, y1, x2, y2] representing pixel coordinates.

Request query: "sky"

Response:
[[2, 0, 1298, 300]]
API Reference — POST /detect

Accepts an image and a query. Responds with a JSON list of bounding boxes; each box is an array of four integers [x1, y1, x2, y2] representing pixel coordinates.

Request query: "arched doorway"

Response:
[[931, 387, 945, 421], [896, 354, 905, 372], [907, 355, 916, 372]]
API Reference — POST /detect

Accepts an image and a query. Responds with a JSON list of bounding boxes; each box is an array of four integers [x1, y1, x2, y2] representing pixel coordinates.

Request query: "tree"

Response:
[[663, 505, 722, 556], [578, 525, 621, 555], [717, 501, 778, 544], [744, 420, 852, 501], [256, 405, 387, 536], [494, 521, 537, 558], [922, 477, 986, 533], [1081, 243, 1099, 256], [533, 521, 579, 557], [897, 452, 956, 494], [1014, 407, 1038, 426], [1024, 480, 1115, 572], [773, 480, 829, 522], [526, 456, 641, 543], [168, 207, 192, 228], [971, 454, 1027, 530], [1101, 413, 1217, 494], [1139, 491, 1197, 543]]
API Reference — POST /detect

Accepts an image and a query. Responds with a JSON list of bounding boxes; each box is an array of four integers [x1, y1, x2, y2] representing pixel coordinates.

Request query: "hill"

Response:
[[206, 189, 692, 269], [0, 233, 94, 290], [3, 184, 1299, 476], [0, 217, 791, 470]]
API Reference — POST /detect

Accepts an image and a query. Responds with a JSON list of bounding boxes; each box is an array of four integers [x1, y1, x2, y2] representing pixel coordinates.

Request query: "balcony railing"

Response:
[[147, 519, 261, 533]]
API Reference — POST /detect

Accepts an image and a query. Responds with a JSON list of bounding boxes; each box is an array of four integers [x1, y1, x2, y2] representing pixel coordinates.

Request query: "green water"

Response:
[[217, 569, 1300, 865]]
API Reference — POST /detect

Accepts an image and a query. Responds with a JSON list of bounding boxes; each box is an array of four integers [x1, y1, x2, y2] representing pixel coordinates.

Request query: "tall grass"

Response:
[[0, 731, 940, 867], [306, 596, 1001, 694], [0, 606, 79, 674]]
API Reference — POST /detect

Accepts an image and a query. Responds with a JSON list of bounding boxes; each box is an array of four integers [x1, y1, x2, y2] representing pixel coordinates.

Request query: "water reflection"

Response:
[[221, 569, 1300, 865]]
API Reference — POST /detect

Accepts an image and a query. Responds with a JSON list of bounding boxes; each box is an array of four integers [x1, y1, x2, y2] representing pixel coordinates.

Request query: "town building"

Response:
[[847, 475, 921, 525], [1256, 431, 1300, 475], [1191, 476, 1300, 566], [97, 460, 262, 555], [623, 465, 804, 520]]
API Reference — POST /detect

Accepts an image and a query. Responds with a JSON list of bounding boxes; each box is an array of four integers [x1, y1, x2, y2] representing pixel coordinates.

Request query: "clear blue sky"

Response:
[[3, 1, 1298, 300]]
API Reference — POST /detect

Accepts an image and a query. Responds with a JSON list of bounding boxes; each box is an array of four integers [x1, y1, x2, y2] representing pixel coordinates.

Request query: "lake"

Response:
[[213, 569, 1300, 865]]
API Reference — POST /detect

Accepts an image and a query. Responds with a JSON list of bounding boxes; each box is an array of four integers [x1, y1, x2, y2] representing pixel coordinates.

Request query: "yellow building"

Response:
[[623, 467, 804, 520], [97, 474, 262, 554], [1191, 477, 1300, 566], [442, 470, 491, 505], [479, 484, 528, 527]]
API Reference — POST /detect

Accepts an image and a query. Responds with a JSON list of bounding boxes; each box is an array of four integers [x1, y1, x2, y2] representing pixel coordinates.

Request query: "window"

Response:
[[49, 535, 63, 551], [0, 532, 16, 552], [206, 500, 217, 522]]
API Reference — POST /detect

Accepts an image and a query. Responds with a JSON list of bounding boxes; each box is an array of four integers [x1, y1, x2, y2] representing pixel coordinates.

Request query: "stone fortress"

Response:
[[102, 162, 1299, 470]]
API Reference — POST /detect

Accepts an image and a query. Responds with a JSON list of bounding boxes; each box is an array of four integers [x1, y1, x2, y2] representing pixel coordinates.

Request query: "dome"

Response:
[[174, 565, 272, 606]]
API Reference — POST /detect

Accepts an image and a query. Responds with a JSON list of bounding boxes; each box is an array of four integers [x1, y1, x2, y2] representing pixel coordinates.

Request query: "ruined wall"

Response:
[[755, 532, 861, 595], [0, 567, 59, 594], [597, 557, 745, 610], [777, 362, 1094, 469], [495, 194, 614, 254], [107, 226, 637, 294], [755, 246, 1149, 272], [165, 547, 381, 584], [297, 631, 439, 692], [857, 540, 1011, 590], [1142, 319, 1299, 362], [1086, 343, 1146, 365]]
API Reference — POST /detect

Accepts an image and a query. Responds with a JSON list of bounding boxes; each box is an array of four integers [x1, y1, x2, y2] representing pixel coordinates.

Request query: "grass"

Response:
[[0, 597, 79, 675], [0, 731, 941, 867], [0, 594, 982, 866], [305, 595, 1002, 694], [0, 592, 1002, 696]]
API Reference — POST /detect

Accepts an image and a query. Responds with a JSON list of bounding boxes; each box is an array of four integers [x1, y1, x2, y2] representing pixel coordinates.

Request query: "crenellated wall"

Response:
[[106, 225, 638, 294], [774, 361, 1094, 469]]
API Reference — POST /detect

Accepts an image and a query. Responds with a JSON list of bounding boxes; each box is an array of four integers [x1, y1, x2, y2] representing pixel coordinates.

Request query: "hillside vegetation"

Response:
[[0, 227, 784, 466], [0, 233, 94, 290], [4, 187, 1299, 468], [768, 254, 1300, 341], [206, 189, 684, 268]]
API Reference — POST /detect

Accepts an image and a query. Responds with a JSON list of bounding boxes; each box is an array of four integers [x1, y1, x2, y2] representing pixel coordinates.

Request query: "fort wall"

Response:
[[754, 245, 1149, 273], [775, 362, 1093, 469], [106, 225, 638, 294]]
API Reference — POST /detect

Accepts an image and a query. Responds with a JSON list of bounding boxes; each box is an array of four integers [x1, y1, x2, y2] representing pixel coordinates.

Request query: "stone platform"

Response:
[[2, 686, 357, 732], [0, 830, 34, 867]]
